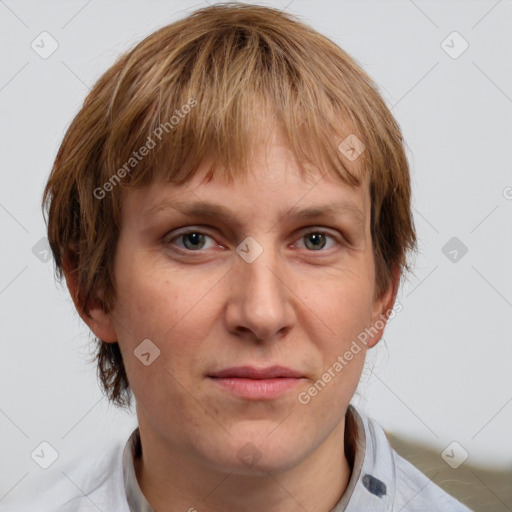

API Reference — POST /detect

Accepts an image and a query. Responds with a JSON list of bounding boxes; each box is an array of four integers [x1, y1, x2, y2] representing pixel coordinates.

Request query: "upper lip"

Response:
[[208, 365, 304, 379]]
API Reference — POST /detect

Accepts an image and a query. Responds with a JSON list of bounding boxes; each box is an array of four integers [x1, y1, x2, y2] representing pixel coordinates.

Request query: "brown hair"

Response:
[[43, 2, 416, 407]]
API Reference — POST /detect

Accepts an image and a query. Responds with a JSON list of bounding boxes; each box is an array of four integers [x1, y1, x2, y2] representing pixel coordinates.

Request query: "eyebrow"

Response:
[[143, 199, 365, 227]]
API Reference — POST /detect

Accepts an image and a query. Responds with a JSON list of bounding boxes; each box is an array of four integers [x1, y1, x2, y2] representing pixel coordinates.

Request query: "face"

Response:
[[88, 126, 395, 475]]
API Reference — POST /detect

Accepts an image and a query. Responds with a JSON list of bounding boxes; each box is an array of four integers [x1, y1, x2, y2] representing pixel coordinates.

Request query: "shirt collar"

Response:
[[122, 426, 154, 512], [122, 404, 392, 511], [333, 405, 396, 511]]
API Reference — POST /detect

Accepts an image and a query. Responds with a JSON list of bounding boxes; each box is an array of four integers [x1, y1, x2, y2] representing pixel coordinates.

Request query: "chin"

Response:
[[199, 432, 307, 476]]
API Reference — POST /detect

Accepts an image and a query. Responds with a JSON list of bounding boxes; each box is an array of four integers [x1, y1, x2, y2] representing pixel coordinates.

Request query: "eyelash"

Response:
[[164, 228, 343, 254]]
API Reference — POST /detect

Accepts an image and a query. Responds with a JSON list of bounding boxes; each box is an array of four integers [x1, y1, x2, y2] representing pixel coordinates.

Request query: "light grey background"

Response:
[[0, 0, 511, 510]]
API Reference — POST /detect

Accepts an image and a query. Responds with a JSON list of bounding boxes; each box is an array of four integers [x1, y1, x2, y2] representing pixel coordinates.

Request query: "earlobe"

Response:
[[83, 303, 118, 343], [78, 288, 118, 343], [62, 250, 118, 343], [367, 266, 400, 349]]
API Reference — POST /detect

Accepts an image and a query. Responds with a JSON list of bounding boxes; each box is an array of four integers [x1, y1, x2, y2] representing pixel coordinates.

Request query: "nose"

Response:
[[224, 239, 295, 343]]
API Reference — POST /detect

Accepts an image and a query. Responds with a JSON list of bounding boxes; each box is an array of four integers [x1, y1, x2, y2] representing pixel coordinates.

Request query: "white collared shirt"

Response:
[[1, 405, 473, 511]]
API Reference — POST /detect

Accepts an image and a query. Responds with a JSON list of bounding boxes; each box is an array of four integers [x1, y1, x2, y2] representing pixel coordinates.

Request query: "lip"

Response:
[[209, 365, 304, 379], [208, 366, 305, 400]]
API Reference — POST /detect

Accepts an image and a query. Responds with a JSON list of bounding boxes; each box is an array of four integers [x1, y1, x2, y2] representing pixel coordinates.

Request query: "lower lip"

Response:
[[209, 377, 302, 400]]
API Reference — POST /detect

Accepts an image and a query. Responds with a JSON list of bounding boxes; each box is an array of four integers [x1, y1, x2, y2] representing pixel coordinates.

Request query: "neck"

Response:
[[133, 414, 353, 512]]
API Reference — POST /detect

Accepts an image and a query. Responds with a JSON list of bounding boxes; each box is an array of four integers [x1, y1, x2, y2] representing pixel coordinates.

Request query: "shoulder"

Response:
[[0, 436, 131, 512], [362, 412, 473, 512], [390, 446, 472, 511]]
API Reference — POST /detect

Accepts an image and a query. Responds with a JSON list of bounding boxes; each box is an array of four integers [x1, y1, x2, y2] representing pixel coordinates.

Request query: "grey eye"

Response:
[[181, 232, 207, 250], [303, 232, 328, 250]]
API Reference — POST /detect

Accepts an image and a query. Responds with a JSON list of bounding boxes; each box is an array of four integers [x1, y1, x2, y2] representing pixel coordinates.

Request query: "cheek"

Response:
[[113, 271, 210, 417], [114, 249, 193, 333], [113, 260, 222, 373], [297, 266, 375, 337], [294, 264, 375, 404], [298, 280, 371, 412]]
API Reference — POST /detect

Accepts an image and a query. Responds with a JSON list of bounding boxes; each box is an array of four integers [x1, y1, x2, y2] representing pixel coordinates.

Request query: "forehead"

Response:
[[120, 124, 370, 230], [123, 173, 370, 244]]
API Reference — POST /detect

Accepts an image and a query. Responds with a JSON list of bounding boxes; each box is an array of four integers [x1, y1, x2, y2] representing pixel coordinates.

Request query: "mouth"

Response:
[[207, 366, 305, 400]]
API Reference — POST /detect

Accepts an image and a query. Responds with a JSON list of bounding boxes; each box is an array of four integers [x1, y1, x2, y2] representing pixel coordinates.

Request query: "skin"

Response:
[[66, 125, 399, 512]]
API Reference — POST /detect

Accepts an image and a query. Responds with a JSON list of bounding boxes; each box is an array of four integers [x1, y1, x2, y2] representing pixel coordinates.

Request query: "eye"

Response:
[[166, 230, 218, 251], [295, 230, 340, 251], [164, 228, 342, 253]]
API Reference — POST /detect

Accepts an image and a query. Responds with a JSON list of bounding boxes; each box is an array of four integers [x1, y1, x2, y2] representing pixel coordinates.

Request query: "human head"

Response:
[[43, 2, 416, 408]]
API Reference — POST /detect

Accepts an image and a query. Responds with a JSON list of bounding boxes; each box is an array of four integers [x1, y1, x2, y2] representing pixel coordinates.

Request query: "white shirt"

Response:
[[1, 405, 473, 511]]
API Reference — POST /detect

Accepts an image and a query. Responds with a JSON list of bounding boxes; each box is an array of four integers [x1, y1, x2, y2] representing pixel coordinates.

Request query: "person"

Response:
[[29, 2, 472, 511]]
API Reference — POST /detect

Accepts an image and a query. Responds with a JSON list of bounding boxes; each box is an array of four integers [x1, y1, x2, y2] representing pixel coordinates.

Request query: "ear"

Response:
[[62, 248, 118, 343], [366, 265, 401, 349]]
